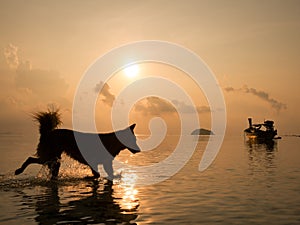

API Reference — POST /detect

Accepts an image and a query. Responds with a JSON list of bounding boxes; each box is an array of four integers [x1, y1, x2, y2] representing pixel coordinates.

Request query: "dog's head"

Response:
[[117, 124, 141, 154]]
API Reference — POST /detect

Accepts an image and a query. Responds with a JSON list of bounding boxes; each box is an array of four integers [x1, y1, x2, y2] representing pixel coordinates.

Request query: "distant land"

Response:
[[191, 128, 214, 135]]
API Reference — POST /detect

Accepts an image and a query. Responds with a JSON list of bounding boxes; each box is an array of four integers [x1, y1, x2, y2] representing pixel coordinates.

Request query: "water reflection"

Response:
[[246, 138, 277, 152], [19, 178, 139, 224], [245, 139, 278, 174], [117, 172, 139, 211]]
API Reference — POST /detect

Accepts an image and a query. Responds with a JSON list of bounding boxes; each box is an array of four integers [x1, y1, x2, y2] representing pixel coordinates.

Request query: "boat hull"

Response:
[[244, 128, 277, 140]]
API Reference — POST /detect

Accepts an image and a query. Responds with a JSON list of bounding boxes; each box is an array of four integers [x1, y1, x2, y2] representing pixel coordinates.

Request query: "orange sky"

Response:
[[0, 0, 299, 136]]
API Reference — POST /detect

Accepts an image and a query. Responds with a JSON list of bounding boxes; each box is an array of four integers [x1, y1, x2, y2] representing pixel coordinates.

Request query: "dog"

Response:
[[14, 109, 141, 179]]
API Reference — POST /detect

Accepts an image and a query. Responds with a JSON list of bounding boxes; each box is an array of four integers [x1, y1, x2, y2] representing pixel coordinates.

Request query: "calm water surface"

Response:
[[0, 133, 300, 224]]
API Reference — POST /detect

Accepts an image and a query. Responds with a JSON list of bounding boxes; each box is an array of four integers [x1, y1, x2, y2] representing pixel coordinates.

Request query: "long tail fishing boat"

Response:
[[244, 118, 279, 140]]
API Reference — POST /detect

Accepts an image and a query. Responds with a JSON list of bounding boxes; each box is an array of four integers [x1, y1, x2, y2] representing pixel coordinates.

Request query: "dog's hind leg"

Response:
[[15, 157, 42, 175], [49, 161, 61, 180]]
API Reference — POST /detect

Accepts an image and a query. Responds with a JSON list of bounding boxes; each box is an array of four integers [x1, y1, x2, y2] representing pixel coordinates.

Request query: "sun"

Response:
[[124, 64, 139, 78]]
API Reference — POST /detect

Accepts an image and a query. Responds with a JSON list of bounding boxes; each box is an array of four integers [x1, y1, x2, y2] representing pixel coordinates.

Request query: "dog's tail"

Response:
[[33, 109, 62, 136], [33, 108, 62, 159]]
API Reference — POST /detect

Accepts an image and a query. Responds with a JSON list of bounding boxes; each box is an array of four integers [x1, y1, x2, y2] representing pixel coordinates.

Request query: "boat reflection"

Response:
[[246, 138, 277, 152], [22, 178, 139, 224], [245, 138, 278, 179]]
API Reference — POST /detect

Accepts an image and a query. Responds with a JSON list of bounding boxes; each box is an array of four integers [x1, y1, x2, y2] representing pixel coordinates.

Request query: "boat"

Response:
[[244, 118, 279, 140]]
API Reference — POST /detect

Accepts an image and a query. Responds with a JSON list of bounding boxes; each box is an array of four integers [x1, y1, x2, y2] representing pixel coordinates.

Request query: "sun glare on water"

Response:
[[124, 64, 139, 78]]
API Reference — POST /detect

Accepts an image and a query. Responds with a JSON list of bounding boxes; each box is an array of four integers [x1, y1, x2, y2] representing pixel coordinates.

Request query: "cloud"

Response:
[[196, 105, 211, 114], [171, 100, 211, 114], [1, 44, 70, 111], [4, 44, 19, 69], [3, 44, 69, 100], [224, 87, 234, 92], [134, 96, 175, 115], [15, 67, 68, 99], [95, 81, 115, 107], [224, 85, 287, 112], [134, 97, 210, 115]]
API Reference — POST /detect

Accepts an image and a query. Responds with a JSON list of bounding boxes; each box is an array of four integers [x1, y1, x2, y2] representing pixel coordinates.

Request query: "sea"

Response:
[[0, 132, 299, 225]]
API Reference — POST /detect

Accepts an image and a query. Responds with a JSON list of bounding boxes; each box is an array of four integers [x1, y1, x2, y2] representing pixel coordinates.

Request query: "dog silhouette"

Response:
[[15, 109, 140, 179]]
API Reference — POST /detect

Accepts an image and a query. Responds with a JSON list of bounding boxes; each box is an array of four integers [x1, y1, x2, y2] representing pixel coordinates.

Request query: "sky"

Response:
[[0, 0, 300, 136]]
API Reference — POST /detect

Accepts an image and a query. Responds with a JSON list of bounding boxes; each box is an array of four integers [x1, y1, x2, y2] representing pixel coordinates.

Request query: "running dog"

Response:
[[14, 109, 141, 179]]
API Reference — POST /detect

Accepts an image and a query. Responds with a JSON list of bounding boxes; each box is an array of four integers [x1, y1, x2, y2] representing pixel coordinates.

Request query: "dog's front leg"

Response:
[[15, 157, 42, 175], [103, 161, 114, 180]]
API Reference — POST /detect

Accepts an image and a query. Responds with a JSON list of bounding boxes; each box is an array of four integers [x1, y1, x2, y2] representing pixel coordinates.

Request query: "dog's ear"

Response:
[[129, 124, 136, 132]]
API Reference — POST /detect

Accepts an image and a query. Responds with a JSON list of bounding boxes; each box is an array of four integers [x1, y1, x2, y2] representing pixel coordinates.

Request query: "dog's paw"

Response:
[[106, 174, 121, 181], [14, 168, 23, 175], [50, 176, 58, 181], [113, 174, 122, 179], [84, 175, 99, 180]]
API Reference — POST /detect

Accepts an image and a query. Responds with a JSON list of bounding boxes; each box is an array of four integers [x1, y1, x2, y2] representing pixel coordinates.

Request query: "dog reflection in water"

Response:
[[15, 109, 141, 179], [33, 179, 139, 224]]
